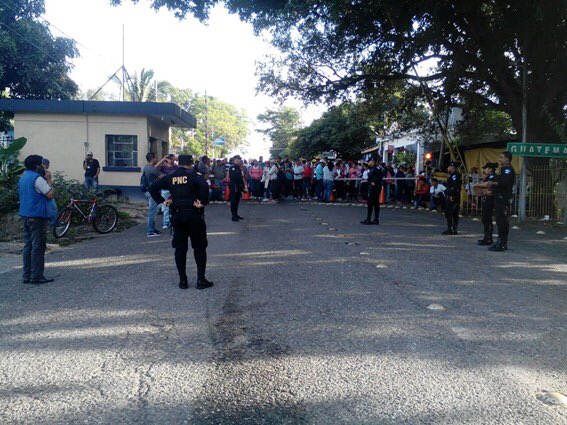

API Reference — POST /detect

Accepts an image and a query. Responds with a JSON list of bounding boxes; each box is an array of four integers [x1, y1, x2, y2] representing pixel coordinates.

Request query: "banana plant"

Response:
[[0, 137, 27, 184]]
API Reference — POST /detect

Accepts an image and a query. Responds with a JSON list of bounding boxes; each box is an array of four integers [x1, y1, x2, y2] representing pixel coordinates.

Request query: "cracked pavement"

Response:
[[1, 201, 566, 424]]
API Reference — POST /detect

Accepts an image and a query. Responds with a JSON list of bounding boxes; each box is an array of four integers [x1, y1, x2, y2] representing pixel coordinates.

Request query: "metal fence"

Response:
[[462, 165, 567, 221], [0, 132, 13, 149]]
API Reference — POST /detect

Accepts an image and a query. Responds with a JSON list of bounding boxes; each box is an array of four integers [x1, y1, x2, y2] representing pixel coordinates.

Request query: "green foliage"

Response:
[[112, 68, 171, 102], [256, 106, 300, 157], [394, 151, 416, 167], [454, 110, 515, 145], [169, 87, 249, 157], [0, 185, 18, 213], [51, 172, 100, 209], [289, 83, 429, 159], [0, 0, 78, 102], [290, 103, 372, 159], [543, 105, 567, 144], [117, 0, 567, 142], [0, 136, 26, 212], [0, 136, 26, 183]]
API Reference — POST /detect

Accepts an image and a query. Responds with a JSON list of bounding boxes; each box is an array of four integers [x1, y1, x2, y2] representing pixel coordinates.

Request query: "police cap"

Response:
[[178, 155, 193, 166]]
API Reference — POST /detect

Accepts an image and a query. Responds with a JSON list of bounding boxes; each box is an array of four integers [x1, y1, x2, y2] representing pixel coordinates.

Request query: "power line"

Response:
[[0, 0, 106, 59], [0, 21, 62, 64], [0, 1, 166, 101]]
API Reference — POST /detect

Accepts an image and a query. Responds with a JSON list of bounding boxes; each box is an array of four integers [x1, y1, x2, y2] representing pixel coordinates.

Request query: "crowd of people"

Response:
[[15, 148, 515, 287], [140, 153, 487, 235], [155, 154, 453, 207]]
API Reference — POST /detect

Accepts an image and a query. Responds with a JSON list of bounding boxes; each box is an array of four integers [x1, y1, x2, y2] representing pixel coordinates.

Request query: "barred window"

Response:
[[106, 135, 138, 167]]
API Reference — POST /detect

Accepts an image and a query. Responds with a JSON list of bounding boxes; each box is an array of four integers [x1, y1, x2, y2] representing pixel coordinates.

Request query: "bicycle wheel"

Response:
[[92, 205, 118, 234], [53, 208, 73, 238]]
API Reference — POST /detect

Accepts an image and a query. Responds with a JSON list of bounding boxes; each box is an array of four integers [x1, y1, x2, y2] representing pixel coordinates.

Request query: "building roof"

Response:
[[0, 99, 196, 129], [361, 145, 380, 154]]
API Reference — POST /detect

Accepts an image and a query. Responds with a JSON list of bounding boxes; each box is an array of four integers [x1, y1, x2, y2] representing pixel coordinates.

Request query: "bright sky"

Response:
[[43, 0, 326, 159]]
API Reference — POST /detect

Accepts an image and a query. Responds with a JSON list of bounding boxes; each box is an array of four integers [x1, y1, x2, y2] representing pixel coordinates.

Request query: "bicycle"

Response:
[[53, 196, 118, 238]]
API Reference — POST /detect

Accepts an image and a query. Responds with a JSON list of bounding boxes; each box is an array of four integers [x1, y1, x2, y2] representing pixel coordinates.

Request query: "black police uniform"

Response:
[[149, 165, 212, 289], [229, 163, 245, 221], [443, 170, 462, 234], [478, 171, 496, 245], [361, 165, 384, 224], [489, 164, 516, 251]]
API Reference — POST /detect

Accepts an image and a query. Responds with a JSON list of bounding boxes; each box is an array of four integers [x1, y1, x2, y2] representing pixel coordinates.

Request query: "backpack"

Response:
[[140, 172, 149, 193]]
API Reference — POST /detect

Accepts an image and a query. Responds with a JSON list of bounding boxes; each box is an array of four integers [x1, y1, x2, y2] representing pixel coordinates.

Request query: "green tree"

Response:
[[290, 103, 373, 159], [114, 0, 566, 146], [0, 0, 78, 129], [169, 87, 249, 157], [454, 109, 515, 146], [113, 68, 171, 102], [256, 106, 300, 157], [0, 0, 78, 100], [290, 82, 429, 159]]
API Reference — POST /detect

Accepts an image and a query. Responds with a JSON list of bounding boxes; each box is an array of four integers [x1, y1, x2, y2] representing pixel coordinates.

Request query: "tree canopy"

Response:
[[113, 68, 172, 102], [256, 106, 300, 157], [169, 87, 249, 157], [0, 0, 78, 100], [290, 81, 429, 159], [112, 0, 566, 143]]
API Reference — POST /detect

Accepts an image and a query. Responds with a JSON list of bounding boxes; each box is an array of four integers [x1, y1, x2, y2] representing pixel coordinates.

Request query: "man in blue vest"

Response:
[[18, 155, 56, 284]]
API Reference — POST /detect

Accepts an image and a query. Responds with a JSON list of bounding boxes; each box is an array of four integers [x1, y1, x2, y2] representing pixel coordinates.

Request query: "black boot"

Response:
[[360, 219, 372, 225], [178, 275, 189, 289], [452, 227, 458, 235], [477, 238, 492, 245], [371, 219, 380, 225], [175, 249, 188, 288], [441, 228, 453, 235], [488, 239, 505, 252], [196, 278, 214, 290]]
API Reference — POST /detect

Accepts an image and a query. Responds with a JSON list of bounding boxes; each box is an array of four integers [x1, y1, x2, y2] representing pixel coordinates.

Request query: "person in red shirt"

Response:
[[248, 159, 264, 200], [302, 160, 313, 199], [414, 175, 430, 208]]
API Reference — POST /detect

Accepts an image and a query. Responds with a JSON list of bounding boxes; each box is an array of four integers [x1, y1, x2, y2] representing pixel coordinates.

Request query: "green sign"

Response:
[[507, 142, 567, 158]]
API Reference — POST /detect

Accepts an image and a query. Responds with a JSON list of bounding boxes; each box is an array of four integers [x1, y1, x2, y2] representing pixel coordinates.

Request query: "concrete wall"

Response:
[[15, 113, 152, 187], [148, 117, 171, 159]]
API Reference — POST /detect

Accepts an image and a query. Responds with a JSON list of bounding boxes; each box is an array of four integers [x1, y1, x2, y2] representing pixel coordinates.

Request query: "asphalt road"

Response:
[[1, 201, 566, 424]]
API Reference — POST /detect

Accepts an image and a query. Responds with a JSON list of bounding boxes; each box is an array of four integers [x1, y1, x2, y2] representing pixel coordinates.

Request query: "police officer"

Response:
[[229, 155, 246, 222], [443, 161, 462, 235], [360, 158, 383, 225], [149, 155, 213, 290], [477, 162, 497, 245], [487, 151, 516, 251]]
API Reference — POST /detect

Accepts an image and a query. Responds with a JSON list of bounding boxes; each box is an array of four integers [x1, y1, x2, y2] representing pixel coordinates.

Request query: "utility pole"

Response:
[[519, 61, 528, 222], [204, 90, 209, 156]]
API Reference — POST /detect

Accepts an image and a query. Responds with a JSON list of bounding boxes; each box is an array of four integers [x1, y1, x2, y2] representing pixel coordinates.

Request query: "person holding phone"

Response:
[[83, 152, 100, 190]]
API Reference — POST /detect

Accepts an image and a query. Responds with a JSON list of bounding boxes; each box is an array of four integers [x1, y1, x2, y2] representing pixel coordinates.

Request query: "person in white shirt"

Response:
[[429, 178, 446, 210], [293, 160, 304, 198], [268, 160, 281, 201]]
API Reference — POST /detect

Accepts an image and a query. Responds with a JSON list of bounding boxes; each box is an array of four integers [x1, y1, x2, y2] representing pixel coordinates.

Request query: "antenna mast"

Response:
[[122, 24, 125, 101]]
